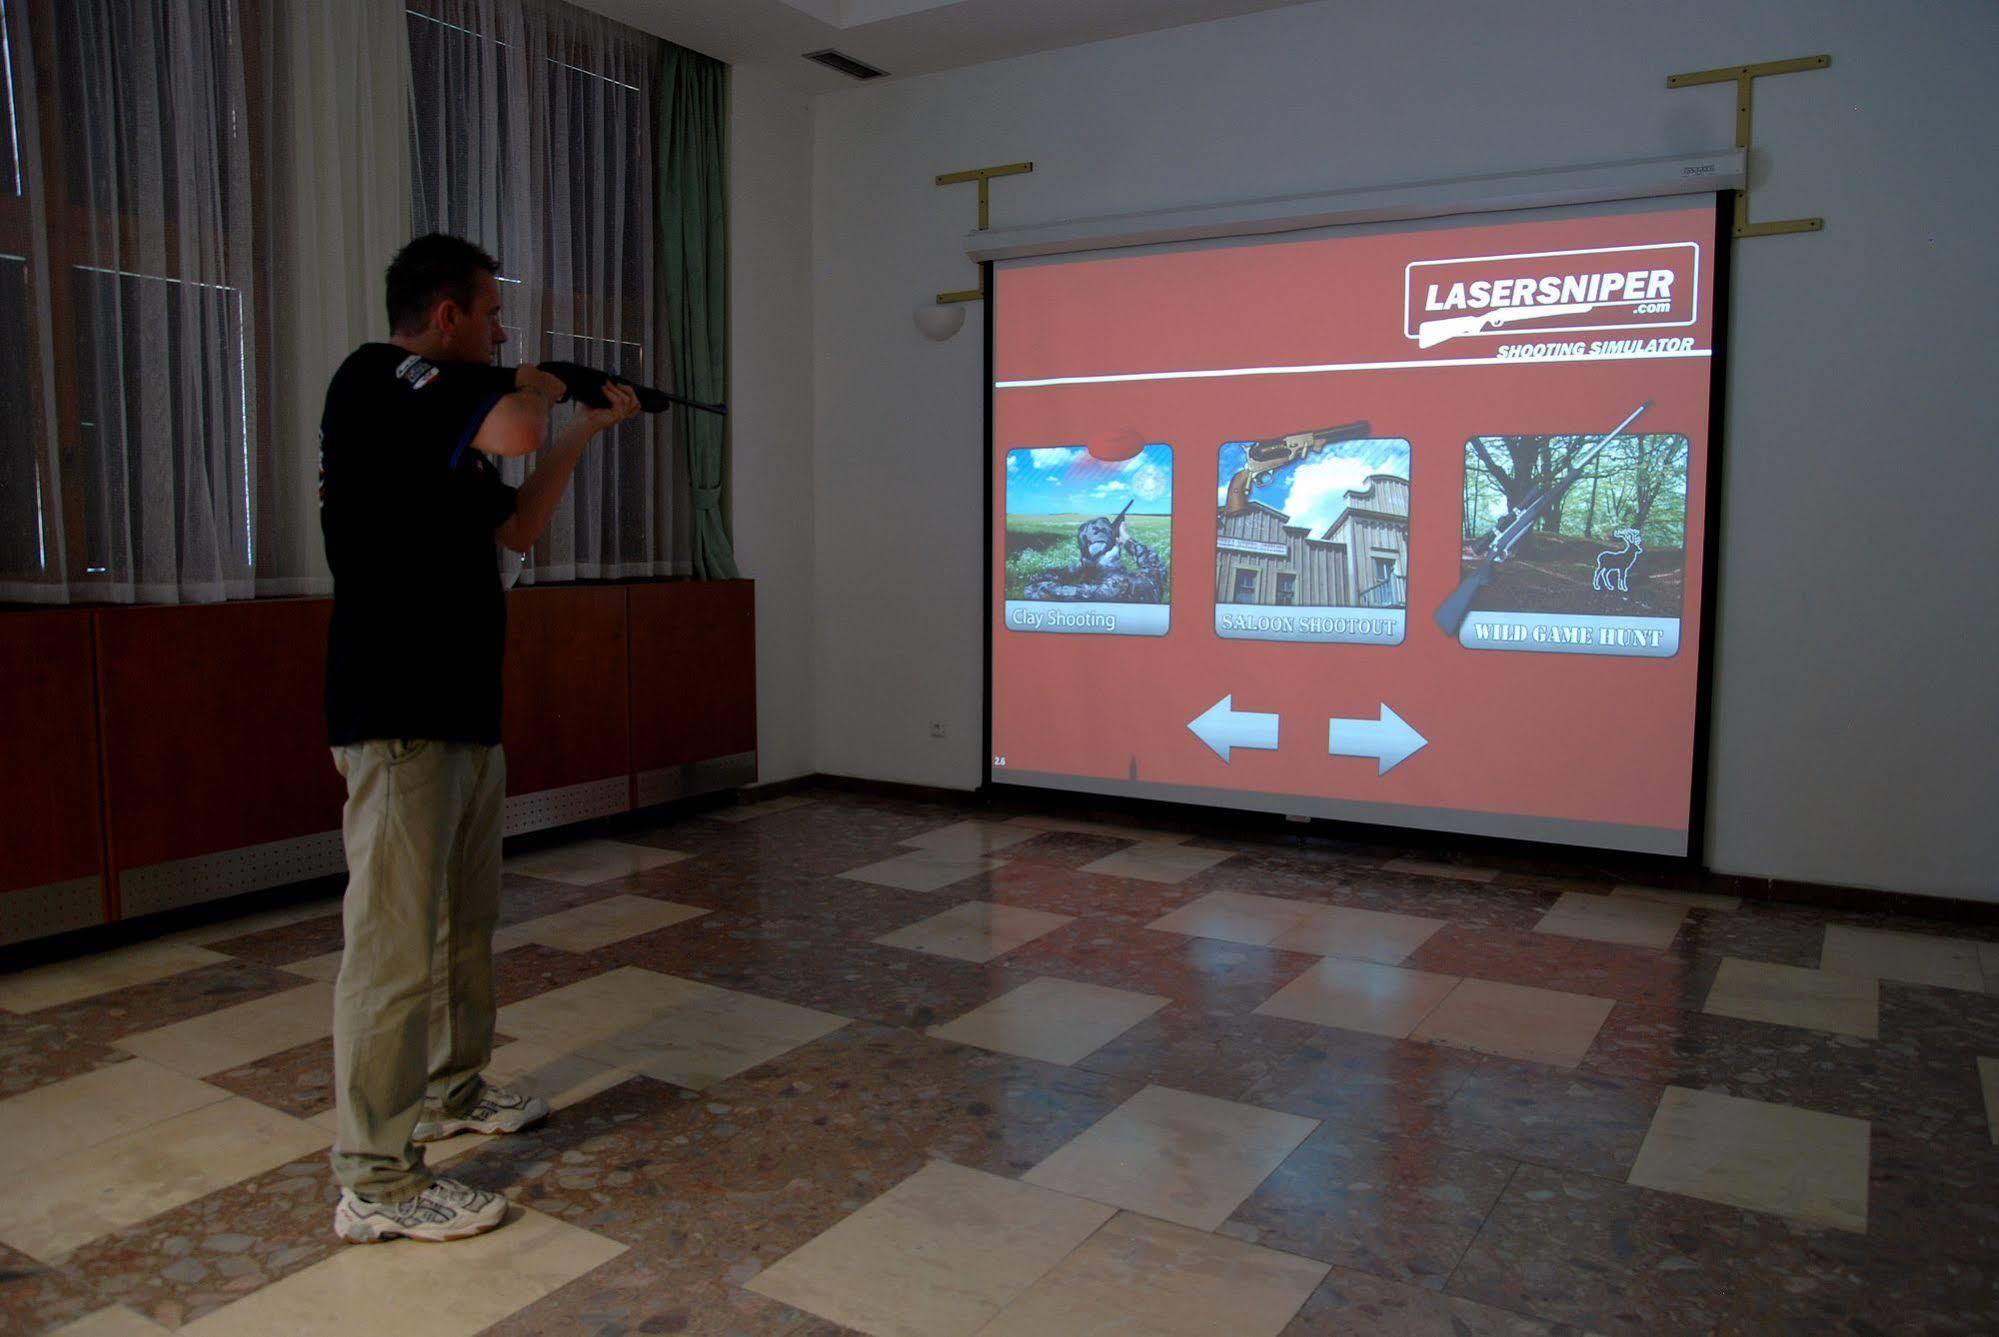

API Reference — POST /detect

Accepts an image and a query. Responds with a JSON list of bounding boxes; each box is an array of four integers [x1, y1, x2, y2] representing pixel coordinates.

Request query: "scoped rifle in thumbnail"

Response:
[[1433, 401, 1651, 636]]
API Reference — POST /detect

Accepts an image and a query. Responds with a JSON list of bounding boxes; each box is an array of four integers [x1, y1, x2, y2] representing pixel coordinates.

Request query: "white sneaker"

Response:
[[412, 1084, 550, 1142], [334, 1177, 508, 1243]]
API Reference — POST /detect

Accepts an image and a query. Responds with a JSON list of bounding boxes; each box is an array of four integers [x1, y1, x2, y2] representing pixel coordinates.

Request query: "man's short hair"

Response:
[[385, 234, 500, 334]]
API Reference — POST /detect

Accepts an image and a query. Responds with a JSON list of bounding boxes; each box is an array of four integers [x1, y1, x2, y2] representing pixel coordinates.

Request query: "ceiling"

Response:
[[564, 0, 1324, 93]]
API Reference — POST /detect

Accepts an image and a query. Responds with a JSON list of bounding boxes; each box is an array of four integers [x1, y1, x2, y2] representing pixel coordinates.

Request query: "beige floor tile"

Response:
[[900, 819, 1041, 857], [577, 982, 849, 1090], [1821, 924, 1986, 992], [928, 976, 1167, 1065], [982, 1210, 1327, 1337], [837, 850, 1007, 893], [748, 1160, 1114, 1337], [115, 982, 335, 1076], [0, 1097, 330, 1262], [496, 966, 713, 1052], [0, 941, 230, 1014], [1145, 890, 1311, 947], [873, 902, 1073, 963], [496, 894, 707, 953], [280, 949, 345, 982], [1252, 959, 1459, 1038], [705, 795, 816, 823], [1411, 978, 1614, 1067], [47, 1307, 175, 1336], [1023, 1084, 1317, 1231], [1535, 893, 1688, 950], [1703, 958, 1879, 1039], [414, 1042, 638, 1166], [159, 898, 344, 948], [1082, 842, 1232, 884], [1004, 814, 1192, 844], [1628, 1085, 1870, 1231], [0, 1058, 230, 1174], [1981, 1057, 1999, 1145], [178, 1206, 624, 1337], [503, 839, 689, 887], [1611, 885, 1742, 912], [1269, 904, 1449, 964], [1382, 858, 1497, 883]]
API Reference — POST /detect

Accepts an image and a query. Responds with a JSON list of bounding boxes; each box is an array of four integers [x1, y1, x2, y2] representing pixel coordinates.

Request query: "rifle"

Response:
[[1416, 301, 1642, 350], [1432, 401, 1651, 636], [538, 360, 727, 416], [1220, 420, 1372, 516]]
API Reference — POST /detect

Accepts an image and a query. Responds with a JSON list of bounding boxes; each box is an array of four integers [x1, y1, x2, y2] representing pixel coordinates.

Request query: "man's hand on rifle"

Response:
[[514, 363, 568, 403], [582, 380, 641, 434]]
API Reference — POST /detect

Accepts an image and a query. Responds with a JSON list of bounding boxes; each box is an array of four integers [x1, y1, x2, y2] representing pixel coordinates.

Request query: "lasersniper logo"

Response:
[[1403, 243, 1698, 349]]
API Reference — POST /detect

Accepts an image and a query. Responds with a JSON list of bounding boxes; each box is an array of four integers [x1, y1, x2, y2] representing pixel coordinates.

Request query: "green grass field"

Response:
[[1004, 513, 1173, 601]]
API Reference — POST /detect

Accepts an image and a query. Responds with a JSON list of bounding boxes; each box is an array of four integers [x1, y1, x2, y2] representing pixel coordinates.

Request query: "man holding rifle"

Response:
[[317, 234, 639, 1243]]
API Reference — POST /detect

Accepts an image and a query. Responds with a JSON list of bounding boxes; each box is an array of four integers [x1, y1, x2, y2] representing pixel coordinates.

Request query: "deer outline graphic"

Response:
[[1593, 528, 1644, 593]]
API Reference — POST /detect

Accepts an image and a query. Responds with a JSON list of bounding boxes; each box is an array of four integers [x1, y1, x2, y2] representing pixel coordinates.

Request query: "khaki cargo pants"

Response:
[[329, 739, 505, 1202]]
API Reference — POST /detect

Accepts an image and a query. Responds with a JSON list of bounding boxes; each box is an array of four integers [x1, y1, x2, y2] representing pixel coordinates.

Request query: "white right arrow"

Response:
[[1328, 704, 1428, 775]]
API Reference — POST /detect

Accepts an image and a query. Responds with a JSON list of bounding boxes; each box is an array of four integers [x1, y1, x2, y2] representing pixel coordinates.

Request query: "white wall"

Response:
[[802, 0, 1999, 898], [728, 64, 817, 783]]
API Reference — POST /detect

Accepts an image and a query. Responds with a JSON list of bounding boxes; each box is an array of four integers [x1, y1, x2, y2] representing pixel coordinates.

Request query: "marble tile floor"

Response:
[[2, 785, 1998, 1334]]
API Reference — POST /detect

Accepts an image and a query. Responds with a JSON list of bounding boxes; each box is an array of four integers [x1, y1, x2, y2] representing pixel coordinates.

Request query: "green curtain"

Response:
[[658, 46, 737, 579]]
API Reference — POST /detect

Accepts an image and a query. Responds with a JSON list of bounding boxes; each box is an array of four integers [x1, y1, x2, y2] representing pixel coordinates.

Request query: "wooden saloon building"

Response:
[[1215, 474, 1410, 608]]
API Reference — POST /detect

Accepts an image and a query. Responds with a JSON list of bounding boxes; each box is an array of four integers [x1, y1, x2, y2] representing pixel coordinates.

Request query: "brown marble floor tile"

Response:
[[1284, 1266, 1571, 1335], [28, 960, 310, 1048], [0, 1240, 100, 1335], [1071, 1003, 1321, 1101], [1000, 829, 1141, 868], [1432, 1060, 1665, 1178], [1583, 1000, 1943, 1131], [491, 943, 618, 1008], [1448, 1162, 1746, 1335], [0, 1010, 134, 1098], [59, 1151, 338, 1328], [204, 1035, 337, 1119], [453, 1034, 1140, 1274], [496, 873, 634, 926], [1405, 924, 1710, 1010], [1230, 1123, 1519, 1288], [200, 912, 346, 967], [998, 919, 1319, 1014], [1242, 1028, 1484, 1139], [479, 1248, 858, 1336], [970, 860, 1202, 924], [203, 1031, 517, 1119]]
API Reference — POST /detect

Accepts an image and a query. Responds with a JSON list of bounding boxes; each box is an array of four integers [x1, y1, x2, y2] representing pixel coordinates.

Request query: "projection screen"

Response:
[[986, 193, 1725, 857]]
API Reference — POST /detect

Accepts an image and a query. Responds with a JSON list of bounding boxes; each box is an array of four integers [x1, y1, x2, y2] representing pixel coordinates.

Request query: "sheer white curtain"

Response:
[[258, 0, 413, 597], [409, 0, 678, 582], [0, 0, 259, 604], [0, 0, 405, 605]]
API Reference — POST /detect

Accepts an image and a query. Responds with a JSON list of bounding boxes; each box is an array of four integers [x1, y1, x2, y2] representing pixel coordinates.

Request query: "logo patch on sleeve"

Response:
[[395, 354, 440, 390]]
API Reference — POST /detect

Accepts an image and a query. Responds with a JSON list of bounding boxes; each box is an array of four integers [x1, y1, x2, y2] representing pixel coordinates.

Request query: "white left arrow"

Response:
[[1189, 695, 1280, 764]]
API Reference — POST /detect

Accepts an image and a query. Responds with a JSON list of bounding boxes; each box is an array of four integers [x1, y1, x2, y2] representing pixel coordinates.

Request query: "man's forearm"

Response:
[[497, 417, 594, 553]]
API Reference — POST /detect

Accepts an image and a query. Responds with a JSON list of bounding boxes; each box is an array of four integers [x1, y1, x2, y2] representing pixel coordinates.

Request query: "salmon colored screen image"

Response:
[[989, 196, 1722, 856]]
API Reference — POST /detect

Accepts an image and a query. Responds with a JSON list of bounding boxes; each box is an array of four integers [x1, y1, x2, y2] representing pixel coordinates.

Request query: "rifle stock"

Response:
[[1433, 561, 1490, 637]]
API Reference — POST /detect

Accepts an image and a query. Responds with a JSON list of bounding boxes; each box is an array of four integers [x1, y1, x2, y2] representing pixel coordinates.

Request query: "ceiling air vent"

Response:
[[804, 49, 887, 80]]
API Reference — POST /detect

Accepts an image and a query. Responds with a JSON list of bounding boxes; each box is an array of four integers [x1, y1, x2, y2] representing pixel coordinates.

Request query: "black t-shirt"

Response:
[[319, 343, 520, 746]]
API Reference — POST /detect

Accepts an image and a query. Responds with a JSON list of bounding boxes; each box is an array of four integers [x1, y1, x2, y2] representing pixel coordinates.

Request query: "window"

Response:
[[1275, 572, 1296, 605], [1373, 554, 1397, 584], [1233, 567, 1259, 602]]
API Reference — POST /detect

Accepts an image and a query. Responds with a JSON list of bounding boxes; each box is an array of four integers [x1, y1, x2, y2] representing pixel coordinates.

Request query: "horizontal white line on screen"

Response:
[[994, 347, 1712, 389]]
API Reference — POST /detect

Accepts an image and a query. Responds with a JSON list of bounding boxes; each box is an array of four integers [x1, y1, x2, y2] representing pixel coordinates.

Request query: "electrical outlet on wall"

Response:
[[929, 721, 947, 739]]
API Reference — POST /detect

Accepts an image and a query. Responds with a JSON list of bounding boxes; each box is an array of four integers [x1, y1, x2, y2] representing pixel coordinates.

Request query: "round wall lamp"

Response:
[[913, 301, 967, 342]]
